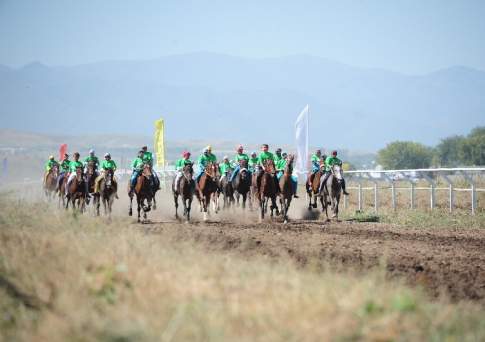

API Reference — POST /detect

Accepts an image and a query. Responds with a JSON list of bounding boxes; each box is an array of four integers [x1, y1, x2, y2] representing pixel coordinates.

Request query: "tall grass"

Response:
[[1, 196, 484, 341]]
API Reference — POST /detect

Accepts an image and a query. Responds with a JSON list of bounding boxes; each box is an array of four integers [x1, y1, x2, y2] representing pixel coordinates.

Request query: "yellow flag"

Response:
[[154, 118, 165, 167]]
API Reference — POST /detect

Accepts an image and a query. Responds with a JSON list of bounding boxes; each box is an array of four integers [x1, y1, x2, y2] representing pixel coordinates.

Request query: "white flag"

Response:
[[295, 104, 309, 176]]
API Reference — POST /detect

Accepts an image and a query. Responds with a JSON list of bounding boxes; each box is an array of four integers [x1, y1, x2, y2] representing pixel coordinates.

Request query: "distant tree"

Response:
[[377, 141, 434, 169], [436, 135, 465, 167], [460, 126, 485, 165]]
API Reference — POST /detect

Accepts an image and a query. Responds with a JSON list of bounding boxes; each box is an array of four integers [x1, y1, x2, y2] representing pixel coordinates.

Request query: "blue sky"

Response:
[[1, 0, 484, 73]]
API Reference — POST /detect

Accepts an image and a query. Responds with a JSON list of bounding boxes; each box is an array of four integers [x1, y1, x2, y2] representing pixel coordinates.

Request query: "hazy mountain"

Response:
[[1, 52, 484, 150]]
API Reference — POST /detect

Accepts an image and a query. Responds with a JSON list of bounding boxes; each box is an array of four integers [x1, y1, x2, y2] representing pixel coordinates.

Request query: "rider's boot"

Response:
[[342, 179, 350, 195]]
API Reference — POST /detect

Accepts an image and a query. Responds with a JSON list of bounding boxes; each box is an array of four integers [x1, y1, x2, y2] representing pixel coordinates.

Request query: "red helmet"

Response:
[[332, 150, 338, 156], [237, 145, 243, 152], [183, 151, 191, 158]]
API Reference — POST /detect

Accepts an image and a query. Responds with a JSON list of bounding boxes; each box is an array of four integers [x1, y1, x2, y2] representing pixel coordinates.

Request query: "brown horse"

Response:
[[196, 162, 219, 221], [58, 173, 68, 208], [232, 160, 251, 210], [94, 169, 117, 217], [278, 155, 295, 223], [173, 163, 195, 221], [65, 168, 86, 212], [129, 164, 153, 223], [220, 168, 235, 210], [44, 165, 59, 200], [256, 160, 279, 222], [85, 162, 97, 206], [319, 164, 344, 221], [306, 159, 325, 210]]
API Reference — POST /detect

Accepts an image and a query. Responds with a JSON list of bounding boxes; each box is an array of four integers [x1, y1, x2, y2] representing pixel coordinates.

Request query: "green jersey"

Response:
[[248, 157, 259, 171], [142, 151, 153, 166], [45, 160, 58, 171], [101, 160, 117, 170], [257, 151, 274, 165], [69, 160, 83, 173], [311, 154, 321, 163], [84, 156, 99, 168], [325, 156, 342, 171], [274, 153, 283, 164], [275, 158, 287, 171], [219, 162, 232, 175], [60, 159, 70, 172], [233, 153, 249, 166], [197, 153, 217, 167], [131, 157, 144, 171], [175, 158, 192, 170]]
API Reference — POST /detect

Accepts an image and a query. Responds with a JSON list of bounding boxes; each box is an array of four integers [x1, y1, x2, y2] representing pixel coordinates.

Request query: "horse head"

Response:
[[285, 155, 294, 174], [51, 164, 59, 178], [332, 164, 343, 182], [183, 163, 194, 180], [263, 160, 275, 174], [75, 167, 83, 181], [87, 162, 96, 175], [105, 169, 114, 188], [142, 164, 152, 177]]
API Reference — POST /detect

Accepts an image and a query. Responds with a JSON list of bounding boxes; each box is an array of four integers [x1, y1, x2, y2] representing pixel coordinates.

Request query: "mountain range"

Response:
[[1, 52, 484, 151]]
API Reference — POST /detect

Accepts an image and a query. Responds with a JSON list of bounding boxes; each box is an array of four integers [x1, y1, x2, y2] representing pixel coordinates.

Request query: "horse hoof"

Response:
[[128, 210, 132, 216], [312, 203, 317, 208]]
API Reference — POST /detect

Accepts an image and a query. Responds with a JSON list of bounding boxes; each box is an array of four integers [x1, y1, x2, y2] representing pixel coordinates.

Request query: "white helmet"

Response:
[[89, 149, 95, 154], [104, 153, 111, 158]]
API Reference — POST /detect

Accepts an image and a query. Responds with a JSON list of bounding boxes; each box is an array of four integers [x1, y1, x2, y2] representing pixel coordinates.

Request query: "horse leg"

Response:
[[137, 198, 141, 223], [187, 198, 192, 222], [152, 195, 157, 210], [174, 194, 179, 219], [129, 195, 133, 216], [242, 193, 246, 210], [259, 197, 264, 222]]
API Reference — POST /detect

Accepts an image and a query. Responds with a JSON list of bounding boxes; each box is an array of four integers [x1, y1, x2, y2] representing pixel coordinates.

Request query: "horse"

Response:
[[256, 160, 279, 221], [320, 164, 344, 221], [232, 159, 251, 210], [196, 162, 220, 221], [306, 160, 325, 211], [65, 168, 86, 212], [220, 168, 235, 209], [94, 169, 117, 217], [44, 165, 59, 200], [58, 173, 68, 208], [278, 155, 295, 223], [129, 164, 154, 223], [85, 161, 98, 206], [173, 163, 195, 221]]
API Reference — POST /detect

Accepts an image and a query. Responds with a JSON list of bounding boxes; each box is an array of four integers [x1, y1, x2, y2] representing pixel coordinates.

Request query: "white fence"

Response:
[[344, 167, 485, 214]]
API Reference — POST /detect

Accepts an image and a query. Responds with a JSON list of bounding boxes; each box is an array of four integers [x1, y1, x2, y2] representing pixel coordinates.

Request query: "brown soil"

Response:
[[142, 217, 485, 303]]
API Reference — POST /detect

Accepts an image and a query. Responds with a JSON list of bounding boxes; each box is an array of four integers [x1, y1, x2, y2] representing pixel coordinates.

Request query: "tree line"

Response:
[[377, 126, 485, 169]]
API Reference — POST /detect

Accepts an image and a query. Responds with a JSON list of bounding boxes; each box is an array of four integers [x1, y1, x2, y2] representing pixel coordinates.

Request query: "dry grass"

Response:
[[1, 196, 485, 341]]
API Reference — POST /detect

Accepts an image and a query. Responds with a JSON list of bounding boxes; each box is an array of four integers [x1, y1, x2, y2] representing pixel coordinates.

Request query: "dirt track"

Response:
[[142, 216, 485, 303]]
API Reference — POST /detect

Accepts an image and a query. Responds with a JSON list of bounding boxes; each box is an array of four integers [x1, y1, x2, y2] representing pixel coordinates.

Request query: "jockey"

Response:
[[174, 151, 192, 188], [43, 155, 59, 185], [129, 150, 145, 195], [141, 146, 159, 192], [56, 153, 70, 190], [219, 156, 232, 181], [276, 153, 299, 198], [248, 152, 258, 173], [65, 152, 83, 195], [311, 149, 322, 173], [257, 144, 280, 192], [196, 146, 217, 183], [274, 148, 283, 166], [84, 149, 99, 173], [321, 150, 349, 195], [94, 153, 117, 194], [229, 145, 249, 183]]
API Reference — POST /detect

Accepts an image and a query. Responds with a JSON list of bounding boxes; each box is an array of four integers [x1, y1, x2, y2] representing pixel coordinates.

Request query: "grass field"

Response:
[[1, 193, 485, 341]]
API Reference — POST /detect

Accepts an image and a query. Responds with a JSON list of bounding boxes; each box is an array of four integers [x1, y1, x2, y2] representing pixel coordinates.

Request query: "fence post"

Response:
[[410, 180, 416, 209], [442, 174, 454, 213], [461, 171, 476, 215], [382, 174, 396, 210], [357, 181, 363, 211], [422, 172, 436, 210]]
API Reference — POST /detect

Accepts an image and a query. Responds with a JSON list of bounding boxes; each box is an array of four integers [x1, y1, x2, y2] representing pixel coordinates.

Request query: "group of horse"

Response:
[[42, 157, 345, 224], [173, 156, 345, 224], [43, 162, 119, 216]]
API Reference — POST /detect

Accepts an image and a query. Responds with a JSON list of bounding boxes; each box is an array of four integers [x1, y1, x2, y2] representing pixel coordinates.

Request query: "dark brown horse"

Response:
[[129, 164, 154, 223], [94, 169, 117, 217], [196, 162, 219, 221], [85, 162, 97, 206], [232, 160, 251, 210], [44, 165, 59, 200], [306, 159, 325, 210], [256, 160, 279, 222], [319, 164, 344, 221], [173, 163, 195, 221], [278, 155, 295, 223], [58, 173, 68, 208], [220, 168, 235, 210], [65, 168, 86, 212]]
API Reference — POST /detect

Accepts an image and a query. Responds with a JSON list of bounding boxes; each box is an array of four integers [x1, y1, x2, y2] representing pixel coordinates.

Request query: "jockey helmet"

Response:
[[261, 144, 269, 151], [276, 148, 282, 153], [73, 152, 80, 158], [64, 153, 69, 159], [316, 149, 321, 155], [332, 150, 338, 156], [89, 149, 95, 155], [223, 155, 229, 161], [183, 151, 191, 158], [251, 152, 256, 157], [142, 146, 148, 151], [282, 152, 288, 158], [237, 145, 243, 152], [207, 145, 212, 152], [104, 153, 111, 158], [49, 155, 54, 160]]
